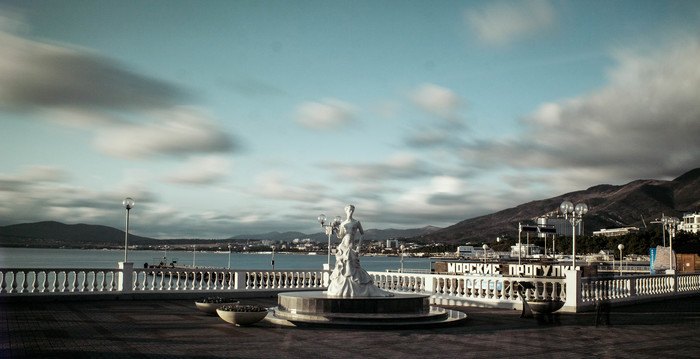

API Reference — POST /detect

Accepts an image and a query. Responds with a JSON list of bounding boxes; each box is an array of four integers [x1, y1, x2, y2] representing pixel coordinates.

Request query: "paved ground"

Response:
[[2, 295, 700, 358]]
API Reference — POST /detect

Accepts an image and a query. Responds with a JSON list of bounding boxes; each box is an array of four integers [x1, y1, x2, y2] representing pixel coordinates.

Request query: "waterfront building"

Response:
[[536, 216, 584, 236], [457, 246, 477, 258], [510, 243, 541, 258], [681, 212, 700, 233], [593, 227, 641, 237]]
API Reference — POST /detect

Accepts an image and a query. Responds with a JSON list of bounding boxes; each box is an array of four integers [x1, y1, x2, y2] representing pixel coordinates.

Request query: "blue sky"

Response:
[[1, 1, 700, 239]]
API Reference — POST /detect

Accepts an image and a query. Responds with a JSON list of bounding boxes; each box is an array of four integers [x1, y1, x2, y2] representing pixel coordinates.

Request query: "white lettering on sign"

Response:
[[508, 264, 579, 277], [447, 262, 502, 275]]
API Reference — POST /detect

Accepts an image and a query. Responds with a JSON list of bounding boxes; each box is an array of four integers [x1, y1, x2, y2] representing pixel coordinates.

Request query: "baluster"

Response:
[[29, 271, 38, 294], [9, 272, 18, 294]]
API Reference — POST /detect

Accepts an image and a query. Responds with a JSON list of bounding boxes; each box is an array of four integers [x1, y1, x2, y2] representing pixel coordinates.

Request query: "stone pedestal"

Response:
[[269, 291, 467, 328]]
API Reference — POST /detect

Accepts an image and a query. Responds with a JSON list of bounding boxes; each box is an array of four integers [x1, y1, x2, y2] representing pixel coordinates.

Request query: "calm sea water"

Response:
[[0, 247, 432, 272]]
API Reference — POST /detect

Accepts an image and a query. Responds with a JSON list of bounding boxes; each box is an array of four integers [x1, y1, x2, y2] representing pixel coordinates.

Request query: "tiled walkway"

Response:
[[2, 295, 700, 358]]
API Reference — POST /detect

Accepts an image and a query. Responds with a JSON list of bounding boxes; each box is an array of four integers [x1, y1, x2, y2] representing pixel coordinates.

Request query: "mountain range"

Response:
[[1, 168, 699, 247], [411, 168, 700, 244]]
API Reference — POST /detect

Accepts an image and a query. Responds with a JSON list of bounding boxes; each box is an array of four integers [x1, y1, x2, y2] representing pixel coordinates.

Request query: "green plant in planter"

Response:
[[218, 304, 268, 312], [196, 297, 238, 304]]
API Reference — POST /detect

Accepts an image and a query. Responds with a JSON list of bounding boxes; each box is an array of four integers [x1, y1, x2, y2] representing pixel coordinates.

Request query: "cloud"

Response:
[[324, 152, 431, 181], [93, 107, 234, 159], [0, 166, 156, 227], [163, 155, 233, 185], [0, 18, 185, 111], [461, 38, 700, 190], [253, 172, 328, 202], [465, 0, 555, 46], [294, 98, 356, 130], [0, 13, 234, 159], [409, 83, 463, 124]]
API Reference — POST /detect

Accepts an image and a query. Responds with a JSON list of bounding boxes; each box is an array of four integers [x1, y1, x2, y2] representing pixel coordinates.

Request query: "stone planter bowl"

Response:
[[216, 308, 269, 326], [195, 299, 240, 315], [528, 300, 564, 314]]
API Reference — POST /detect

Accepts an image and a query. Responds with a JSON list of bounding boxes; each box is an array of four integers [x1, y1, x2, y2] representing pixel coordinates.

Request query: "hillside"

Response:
[[410, 168, 700, 244], [0, 221, 155, 247], [2, 168, 699, 248]]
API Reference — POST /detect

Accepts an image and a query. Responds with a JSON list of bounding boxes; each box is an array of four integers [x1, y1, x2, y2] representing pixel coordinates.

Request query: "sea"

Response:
[[0, 247, 433, 273]]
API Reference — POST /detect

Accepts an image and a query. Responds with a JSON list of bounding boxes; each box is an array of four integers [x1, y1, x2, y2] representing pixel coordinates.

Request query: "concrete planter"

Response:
[[195, 299, 240, 315], [528, 300, 564, 314], [216, 308, 268, 326]]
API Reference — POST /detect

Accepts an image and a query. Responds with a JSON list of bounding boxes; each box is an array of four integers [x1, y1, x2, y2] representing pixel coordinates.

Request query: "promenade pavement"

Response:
[[2, 294, 700, 359]]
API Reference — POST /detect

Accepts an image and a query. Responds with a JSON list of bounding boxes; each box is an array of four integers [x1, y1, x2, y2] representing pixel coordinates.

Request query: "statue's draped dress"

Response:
[[327, 220, 393, 297]]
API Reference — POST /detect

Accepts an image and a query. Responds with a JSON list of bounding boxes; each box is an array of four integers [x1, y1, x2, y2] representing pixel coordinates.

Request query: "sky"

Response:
[[1, 0, 700, 239]]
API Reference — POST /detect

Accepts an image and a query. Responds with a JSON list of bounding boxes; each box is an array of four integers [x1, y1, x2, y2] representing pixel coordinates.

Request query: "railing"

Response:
[[3, 264, 700, 313], [369, 271, 566, 310], [0, 268, 121, 294], [0, 264, 327, 296]]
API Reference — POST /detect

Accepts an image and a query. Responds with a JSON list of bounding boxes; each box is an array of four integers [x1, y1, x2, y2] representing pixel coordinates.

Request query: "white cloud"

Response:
[[253, 172, 327, 202], [294, 98, 356, 130], [461, 38, 700, 191], [409, 83, 463, 123], [93, 107, 233, 159], [163, 155, 233, 185], [465, 0, 555, 46], [324, 152, 430, 181]]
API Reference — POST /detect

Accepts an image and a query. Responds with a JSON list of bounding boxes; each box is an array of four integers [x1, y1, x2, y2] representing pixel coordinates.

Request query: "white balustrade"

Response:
[[3, 266, 700, 313], [369, 271, 566, 309]]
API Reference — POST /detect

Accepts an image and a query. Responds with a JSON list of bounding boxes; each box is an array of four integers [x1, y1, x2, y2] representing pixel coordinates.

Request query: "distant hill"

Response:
[[3, 168, 699, 248], [230, 226, 442, 243], [0, 221, 441, 248], [410, 168, 700, 244], [0, 221, 155, 247]]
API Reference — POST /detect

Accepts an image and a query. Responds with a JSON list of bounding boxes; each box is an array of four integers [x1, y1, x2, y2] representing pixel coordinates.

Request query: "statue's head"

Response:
[[345, 204, 355, 215]]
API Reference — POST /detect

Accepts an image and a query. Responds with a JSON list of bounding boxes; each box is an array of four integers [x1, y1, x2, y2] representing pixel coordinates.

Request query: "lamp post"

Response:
[[400, 245, 405, 273], [482, 244, 489, 263], [271, 246, 275, 270], [659, 216, 680, 271], [618, 244, 624, 276], [192, 245, 196, 267], [227, 244, 232, 270], [560, 201, 588, 268], [318, 214, 342, 270], [122, 197, 135, 263]]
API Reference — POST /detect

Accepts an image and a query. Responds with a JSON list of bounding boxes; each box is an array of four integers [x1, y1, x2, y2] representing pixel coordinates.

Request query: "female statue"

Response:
[[327, 205, 393, 297]]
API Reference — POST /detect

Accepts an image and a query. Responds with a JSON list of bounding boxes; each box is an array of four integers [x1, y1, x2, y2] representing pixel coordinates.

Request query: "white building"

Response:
[[510, 244, 542, 258], [536, 217, 584, 236], [457, 246, 477, 258], [593, 227, 641, 237], [681, 212, 700, 233]]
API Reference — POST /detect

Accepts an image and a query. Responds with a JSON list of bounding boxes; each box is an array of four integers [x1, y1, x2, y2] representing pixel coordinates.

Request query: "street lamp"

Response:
[[318, 213, 342, 269], [560, 201, 588, 268], [482, 244, 489, 263], [659, 216, 680, 271], [122, 197, 135, 263], [400, 245, 405, 273], [618, 244, 624, 276]]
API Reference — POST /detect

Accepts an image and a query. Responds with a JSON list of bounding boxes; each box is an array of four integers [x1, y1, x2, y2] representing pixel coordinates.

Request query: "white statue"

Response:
[[326, 205, 393, 297]]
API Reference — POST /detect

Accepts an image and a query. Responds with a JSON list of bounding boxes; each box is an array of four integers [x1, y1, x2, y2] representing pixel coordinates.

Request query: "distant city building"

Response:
[[457, 246, 477, 258], [593, 227, 641, 237], [536, 217, 584, 236], [510, 244, 541, 257], [386, 239, 399, 248], [681, 212, 700, 234]]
